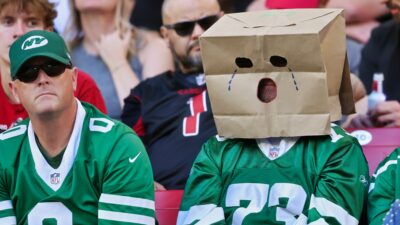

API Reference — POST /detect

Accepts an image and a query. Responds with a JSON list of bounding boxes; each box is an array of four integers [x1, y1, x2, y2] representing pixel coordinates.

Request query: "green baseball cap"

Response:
[[9, 30, 71, 80]]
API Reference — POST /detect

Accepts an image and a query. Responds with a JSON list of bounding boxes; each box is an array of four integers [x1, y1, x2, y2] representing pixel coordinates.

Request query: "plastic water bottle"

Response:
[[368, 73, 386, 109]]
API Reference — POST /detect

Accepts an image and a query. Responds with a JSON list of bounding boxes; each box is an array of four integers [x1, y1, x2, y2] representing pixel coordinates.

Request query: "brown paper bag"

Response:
[[200, 9, 355, 138]]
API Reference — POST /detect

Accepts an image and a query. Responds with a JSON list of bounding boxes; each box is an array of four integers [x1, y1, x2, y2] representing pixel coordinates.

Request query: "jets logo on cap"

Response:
[[21, 35, 48, 50]]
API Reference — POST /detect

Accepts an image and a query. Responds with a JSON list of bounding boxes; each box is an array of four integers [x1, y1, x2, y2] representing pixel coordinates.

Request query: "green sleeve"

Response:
[[308, 139, 369, 225], [178, 138, 226, 225], [368, 148, 400, 225], [0, 164, 16, 223], [98, 133, 155, 225]]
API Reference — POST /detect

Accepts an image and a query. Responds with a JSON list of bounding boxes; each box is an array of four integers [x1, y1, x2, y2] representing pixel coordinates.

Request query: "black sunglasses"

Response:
[[164, 15, 219, 36], [15, 61, 72, 83]]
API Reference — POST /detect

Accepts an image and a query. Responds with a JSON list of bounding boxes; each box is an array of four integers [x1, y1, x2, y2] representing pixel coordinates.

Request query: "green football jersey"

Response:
[[0, 102, 155, 225], [178, 125, 369, 225], [368, 147, 400, 224]]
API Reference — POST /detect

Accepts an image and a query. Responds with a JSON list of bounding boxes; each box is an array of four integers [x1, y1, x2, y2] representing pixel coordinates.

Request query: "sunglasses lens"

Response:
[[198, 16, 219, 31], [16, 67, 40, 83], [16, 61, 69, 83], [174, 21, 195, 36], [167, 15, 218, 36], [42, 62, 67, 77]]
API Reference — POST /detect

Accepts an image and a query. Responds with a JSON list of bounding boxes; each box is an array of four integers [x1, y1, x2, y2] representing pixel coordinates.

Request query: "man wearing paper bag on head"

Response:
[[177, 9, 369, 225]]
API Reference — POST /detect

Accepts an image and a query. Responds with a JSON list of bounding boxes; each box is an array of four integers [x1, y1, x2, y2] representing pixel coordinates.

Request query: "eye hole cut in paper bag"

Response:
[[200, 9, 355, 138]]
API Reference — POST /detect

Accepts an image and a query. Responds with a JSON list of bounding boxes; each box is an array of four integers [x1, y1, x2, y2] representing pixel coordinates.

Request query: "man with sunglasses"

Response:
[[121, 0, 221, 190], [0, 30, 155, 224], [0, 0, 107, 134]]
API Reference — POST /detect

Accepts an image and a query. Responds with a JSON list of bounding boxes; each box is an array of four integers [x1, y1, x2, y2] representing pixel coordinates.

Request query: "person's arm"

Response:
[[369, 101, 400, 127], [368, 148, 400, 224], [177, 139, 226, 225], [95, 29, 140, 107], [305, 130, 369, 224], [138, 31, 174, 80], [98, 133, 155, 224]]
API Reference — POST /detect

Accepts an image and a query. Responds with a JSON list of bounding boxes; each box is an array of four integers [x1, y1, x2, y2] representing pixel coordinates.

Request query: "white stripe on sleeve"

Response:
[[373, 160, 397, 178], [98, 210, 154, 225], [99, 193, 154, 210], [309, 195, 358, 225], [0, 216, 16, 225], [0, 200, 13, 211]]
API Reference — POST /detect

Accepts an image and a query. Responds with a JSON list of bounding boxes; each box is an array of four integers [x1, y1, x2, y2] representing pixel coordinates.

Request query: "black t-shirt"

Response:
[[121, 71, 217, 189], [359, 20, 400, 101]]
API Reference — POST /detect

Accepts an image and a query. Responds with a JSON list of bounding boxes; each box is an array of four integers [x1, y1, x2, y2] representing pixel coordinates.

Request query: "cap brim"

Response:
[[13, 52, 70, 78]]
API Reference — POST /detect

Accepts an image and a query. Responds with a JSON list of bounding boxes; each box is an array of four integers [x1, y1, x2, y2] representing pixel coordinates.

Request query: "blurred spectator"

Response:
[[0, 0, 106, 133], [248, 0, 389, 44], [326, 0, 389, 44], [350, 0, 400, 128], [66, 0, 173, 120], [130, 0, 253, 33], [121, 0, 221, 190]]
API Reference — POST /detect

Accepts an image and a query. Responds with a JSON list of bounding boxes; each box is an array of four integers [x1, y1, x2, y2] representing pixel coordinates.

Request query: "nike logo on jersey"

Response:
[[129, 152, 142, 163]]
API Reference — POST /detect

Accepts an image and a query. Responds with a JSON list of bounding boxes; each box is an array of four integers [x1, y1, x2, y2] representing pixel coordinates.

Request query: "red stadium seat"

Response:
[[155, 190, 184, 225], [347, 128, 400, 175]]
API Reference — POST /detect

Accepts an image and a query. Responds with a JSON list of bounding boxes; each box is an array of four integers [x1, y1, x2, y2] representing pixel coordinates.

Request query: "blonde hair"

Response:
[[65, 0, 136, 55]]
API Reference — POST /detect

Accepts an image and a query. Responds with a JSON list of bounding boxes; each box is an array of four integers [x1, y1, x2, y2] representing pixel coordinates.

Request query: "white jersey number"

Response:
[[89, 118, 115, 133], [226, 183, 306, 224], [0, 125, 27, 140], [28, 202, 72, 225]]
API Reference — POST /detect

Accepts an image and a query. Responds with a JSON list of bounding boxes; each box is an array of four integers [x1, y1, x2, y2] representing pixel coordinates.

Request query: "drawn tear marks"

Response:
[[269, 56, 299, 91], [229, 57, 253, 91], [228, 56, 299, 91], [288, 68, 299, 91], [228, 69, 237, 91]]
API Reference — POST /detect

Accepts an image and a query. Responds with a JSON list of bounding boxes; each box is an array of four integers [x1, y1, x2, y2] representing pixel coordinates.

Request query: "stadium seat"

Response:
[[347, 128, 400, 175], [155, 190, 184, 225]]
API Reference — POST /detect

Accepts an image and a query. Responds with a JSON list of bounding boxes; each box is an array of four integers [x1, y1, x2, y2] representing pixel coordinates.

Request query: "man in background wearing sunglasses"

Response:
[[121, 0, 221, 191], [0, 30, 155, 224], [0, 0, 107, 134]]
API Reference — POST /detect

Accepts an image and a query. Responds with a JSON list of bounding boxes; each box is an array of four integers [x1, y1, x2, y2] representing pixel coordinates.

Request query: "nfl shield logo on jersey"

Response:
[[269, 146, 280, 159], [50, 173, 60, 185]]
